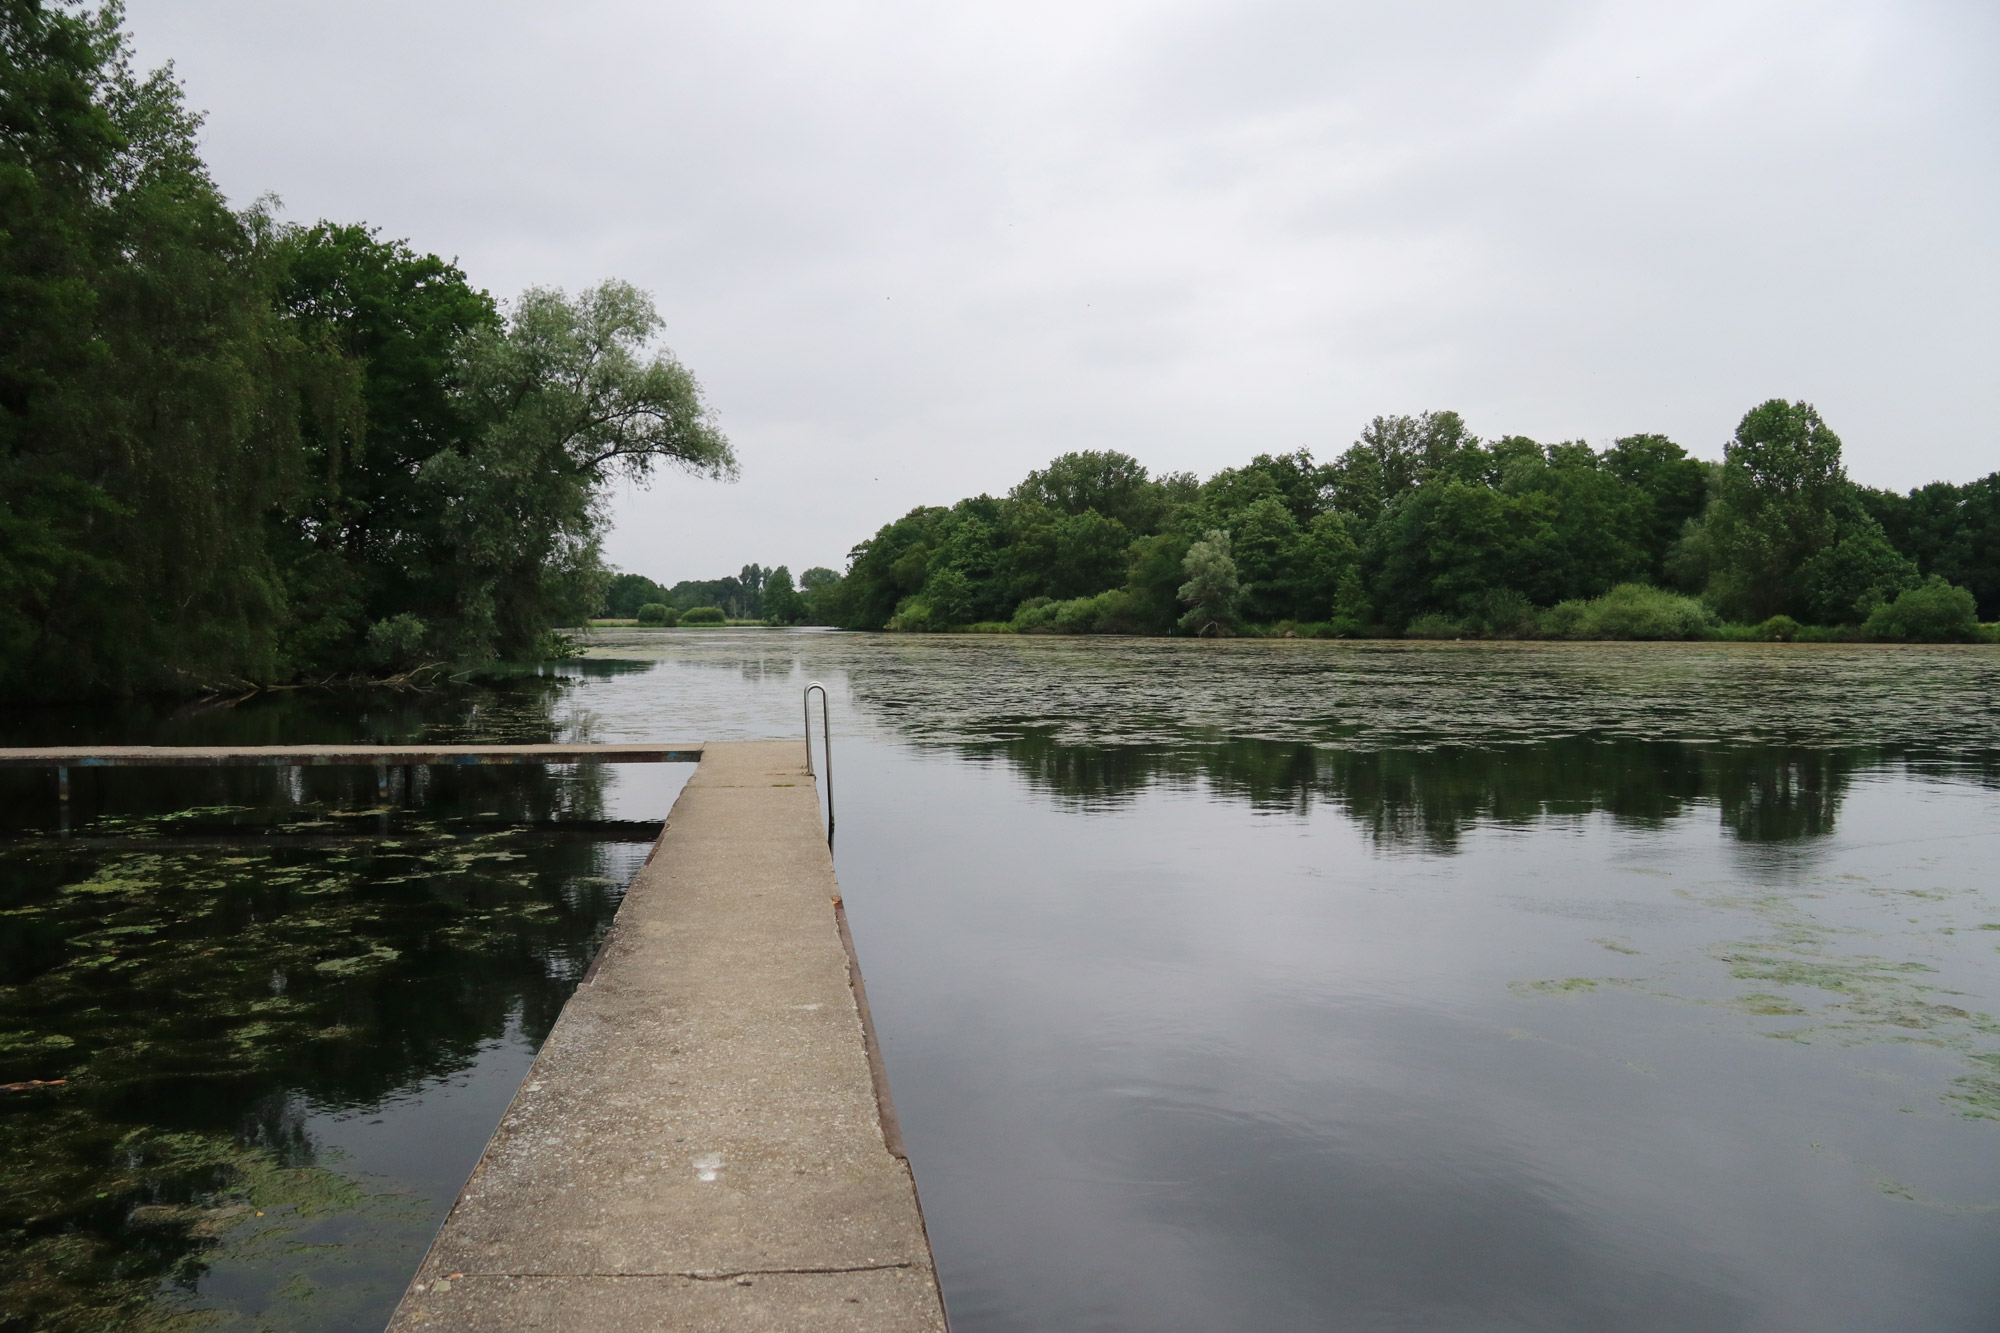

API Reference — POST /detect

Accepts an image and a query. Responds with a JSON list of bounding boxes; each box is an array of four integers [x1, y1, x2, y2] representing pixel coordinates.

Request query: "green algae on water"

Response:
[[1511, 977, 1600, 996], [0, 799, 636, 1332]]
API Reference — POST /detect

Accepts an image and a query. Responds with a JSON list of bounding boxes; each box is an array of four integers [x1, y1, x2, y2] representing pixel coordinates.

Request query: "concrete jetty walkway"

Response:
[[389, 741, 947, 1331]]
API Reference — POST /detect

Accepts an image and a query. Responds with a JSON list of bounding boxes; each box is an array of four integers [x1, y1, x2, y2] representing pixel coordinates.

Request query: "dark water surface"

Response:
[[5, 636, 2000, 1330], [0, 669, 689, 1332]]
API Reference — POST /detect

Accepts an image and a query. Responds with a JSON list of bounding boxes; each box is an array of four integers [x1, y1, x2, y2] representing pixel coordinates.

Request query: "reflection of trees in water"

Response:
[[955, 728, 2000, 1122], [1, 820, 638, 1328], [819, 636, 1999, 850], [963, 733, 1897, 852], [0, 674, 614, 833], [1712, 750, 1854, 843], [0, 676, 639, 1329], [0, 821, 635, 1329], [0, 669, 588, 748]]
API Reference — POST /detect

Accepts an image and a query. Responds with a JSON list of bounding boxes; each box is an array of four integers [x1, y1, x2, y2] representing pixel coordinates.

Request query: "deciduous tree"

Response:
[[1690, 400, 1911, 622], [1178, 529, 1242, 634]]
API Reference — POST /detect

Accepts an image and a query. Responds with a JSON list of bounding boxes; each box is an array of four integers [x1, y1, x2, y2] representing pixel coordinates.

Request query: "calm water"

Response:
[[4, 635, 2000, 1330], [0, 670, 690, 1332]]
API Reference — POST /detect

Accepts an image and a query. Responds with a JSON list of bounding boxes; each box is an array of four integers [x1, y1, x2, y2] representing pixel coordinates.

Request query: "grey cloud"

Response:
[[124, 0, 1999, 581]]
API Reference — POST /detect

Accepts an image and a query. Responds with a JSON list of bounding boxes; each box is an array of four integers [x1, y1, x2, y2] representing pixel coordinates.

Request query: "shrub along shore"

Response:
[[793, 402, 1996, 645], [955, 579, 1993, 643]]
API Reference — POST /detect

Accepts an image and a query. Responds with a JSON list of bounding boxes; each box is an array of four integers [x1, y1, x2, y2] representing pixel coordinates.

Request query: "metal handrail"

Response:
[[803, 681, 834, 849]]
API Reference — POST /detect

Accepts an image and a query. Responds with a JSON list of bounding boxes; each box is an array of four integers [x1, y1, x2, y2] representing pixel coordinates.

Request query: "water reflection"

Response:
[[955, 733, 1882, 849], [7, 636, 2000, 1331], [573, 631, 1999, 743], [0, 675, 656, 1332], [578, 630, 2000, 850], [826, 737, 2000, 1333], [562, 631, 2000, 1331]]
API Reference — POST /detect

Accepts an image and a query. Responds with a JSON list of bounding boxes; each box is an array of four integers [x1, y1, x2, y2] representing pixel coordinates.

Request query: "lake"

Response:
[[3, 634, 1998, 1330]]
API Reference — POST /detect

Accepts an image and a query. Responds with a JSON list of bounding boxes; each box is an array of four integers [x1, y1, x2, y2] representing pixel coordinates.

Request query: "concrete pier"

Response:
[[388, 741, 947, 1331]]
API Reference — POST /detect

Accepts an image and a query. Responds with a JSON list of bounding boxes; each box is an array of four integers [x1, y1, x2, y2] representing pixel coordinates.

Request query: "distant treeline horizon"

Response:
[[630, 402, 1994, 642], [8, 6, 1991, 711], [599, 565, 838, 624]]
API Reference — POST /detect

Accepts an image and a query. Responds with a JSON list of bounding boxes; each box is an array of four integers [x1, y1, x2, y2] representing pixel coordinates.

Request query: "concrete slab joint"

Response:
[[389, 741, 947, 1332]]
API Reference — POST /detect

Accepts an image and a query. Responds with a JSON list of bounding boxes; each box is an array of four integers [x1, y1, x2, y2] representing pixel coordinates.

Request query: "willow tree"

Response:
[[426, 281, 736, 660], [1178, 529, 1242, 634], [272, 235, 736, 671]]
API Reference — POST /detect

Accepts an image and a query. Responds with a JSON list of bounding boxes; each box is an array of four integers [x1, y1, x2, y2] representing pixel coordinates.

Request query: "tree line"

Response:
[[805, 403, 1996, 641], [601, 564, 837, 623], [0, 1, 732, 701]]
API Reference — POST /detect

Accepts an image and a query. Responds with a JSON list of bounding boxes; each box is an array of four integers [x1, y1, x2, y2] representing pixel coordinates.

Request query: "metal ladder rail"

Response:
[[802, 681, 834, 849]]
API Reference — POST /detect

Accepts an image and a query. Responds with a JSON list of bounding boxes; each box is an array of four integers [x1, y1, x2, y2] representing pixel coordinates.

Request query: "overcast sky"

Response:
[[123, 0, 1998, 583]]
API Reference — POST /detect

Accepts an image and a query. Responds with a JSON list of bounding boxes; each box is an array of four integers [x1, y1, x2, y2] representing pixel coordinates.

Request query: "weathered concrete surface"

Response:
[[389, 741, 946, 1331]]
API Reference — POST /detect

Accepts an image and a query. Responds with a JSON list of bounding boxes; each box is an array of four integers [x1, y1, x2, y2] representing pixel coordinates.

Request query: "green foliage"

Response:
[[275, 266, 733, 670], [1792, 515, 1918, 623], [829, 505, 943, 629], [1685, 400, 1910, 623], [798, 566, 841, 624], [1363, 435, 1695, 628], [1008, 506, 1132, 603], [925, 566, 978, 626], [1756, 615, 1803, 642], [269, 222, 497, 674], [1469, 588, 1540, 638], [1405, 612, 1465, 639], [532, 628, 583, 659], [1324, 411, 1477, 528], [1602, 434, 1711, 585], [680, 605, 725, 625], [1121, 530, 1195, 633], [1178, 529, 1242, 634], [433, 281, 733, 660], [1499, 440, 1654, 599], [761, 565, 805, 624], [1010, 450, 1162, 532], [0, 2, 329, 698], [1862, 576, 1980, 643], [1540, 584, 1717, 640], [1228, 496, 1304, 622], [1290, 512, 1361, 621], [604, 572, 670, 617], [659, 566, 763, 618], [608, 562, 818, 625], [885, 583, 951, 633], [814, 402, 1987, 646], [1012, 589, 1142, 635], [1330, 565, 1373, 636], [1373, 479, 1561, 625], [0, 3, 734, 700], [635, 602, 671, 626], [364, 612, 429, 666], [831, 456, 1186, 632], [1860, 472, 2000, 620]]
